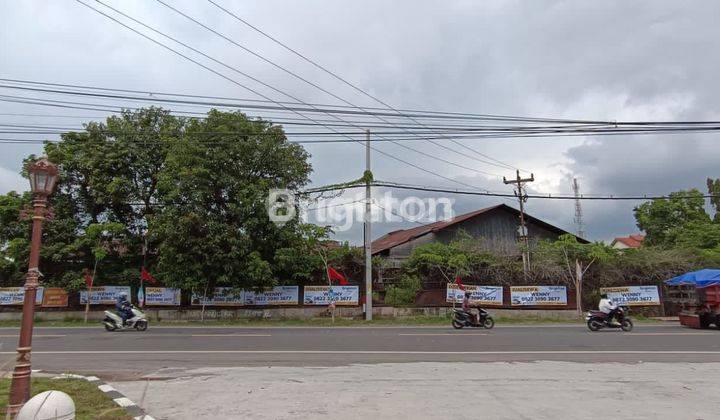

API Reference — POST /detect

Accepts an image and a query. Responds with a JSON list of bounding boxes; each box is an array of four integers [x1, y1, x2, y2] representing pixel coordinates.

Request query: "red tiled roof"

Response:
[[613, 234, 645, 248], [371, 204, 583, 255]]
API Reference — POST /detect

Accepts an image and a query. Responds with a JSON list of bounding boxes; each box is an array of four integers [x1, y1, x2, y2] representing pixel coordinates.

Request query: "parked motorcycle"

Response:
[[452, 308, 494, 329], [103, 306, 148, 332], [586, 306, 633, 332]]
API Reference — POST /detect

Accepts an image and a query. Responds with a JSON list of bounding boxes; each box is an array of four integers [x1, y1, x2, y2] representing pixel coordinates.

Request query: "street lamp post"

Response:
[[6, 157, 59, 416]]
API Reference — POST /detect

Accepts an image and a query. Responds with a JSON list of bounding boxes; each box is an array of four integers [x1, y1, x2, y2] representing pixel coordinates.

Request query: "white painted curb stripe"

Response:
[[113, 397, 135, 407], [98, 384, 116, 392]]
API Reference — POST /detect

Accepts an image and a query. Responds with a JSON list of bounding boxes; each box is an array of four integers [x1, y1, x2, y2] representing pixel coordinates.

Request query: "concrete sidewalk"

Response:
[[112, 361, 719, 420]]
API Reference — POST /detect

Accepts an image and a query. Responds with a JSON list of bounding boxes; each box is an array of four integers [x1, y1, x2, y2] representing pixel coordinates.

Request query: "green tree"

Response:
[[634, 189, 710, 246], [151, 110, 313, 293]]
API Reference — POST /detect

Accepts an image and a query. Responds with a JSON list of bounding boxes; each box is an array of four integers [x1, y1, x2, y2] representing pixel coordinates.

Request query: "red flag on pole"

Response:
[[140, 266, 157, 284], [454, 275, 465, 291], [84, 271, 94, 288], [327, 267, 349, 286]]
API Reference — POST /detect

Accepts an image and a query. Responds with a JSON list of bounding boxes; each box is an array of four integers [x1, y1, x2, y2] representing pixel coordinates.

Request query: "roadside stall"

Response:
[[665, 269, 720, 329]]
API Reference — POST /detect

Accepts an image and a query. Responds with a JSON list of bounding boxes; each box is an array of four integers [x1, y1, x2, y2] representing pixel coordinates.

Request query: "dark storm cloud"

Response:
[[1, 0, 720, 243]]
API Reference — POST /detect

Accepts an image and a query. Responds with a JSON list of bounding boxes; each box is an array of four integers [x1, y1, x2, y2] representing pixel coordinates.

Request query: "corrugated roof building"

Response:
[[371, 204, 586, 262]]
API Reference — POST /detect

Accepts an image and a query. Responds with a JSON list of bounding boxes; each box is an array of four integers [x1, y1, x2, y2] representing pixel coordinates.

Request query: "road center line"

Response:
[[0, 335, 65, 338], [398, 333, 488, 336], [3, 350, 720, 355], [190, 334, 272, 337], [625, 333, 718, 336]]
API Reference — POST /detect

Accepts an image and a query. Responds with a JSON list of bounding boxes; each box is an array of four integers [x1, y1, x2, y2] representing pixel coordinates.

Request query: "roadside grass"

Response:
[[0, 378, 131, 419], [0, 313, 663, 328]]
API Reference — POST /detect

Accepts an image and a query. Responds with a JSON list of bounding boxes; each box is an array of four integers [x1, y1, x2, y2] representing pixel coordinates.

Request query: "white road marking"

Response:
[[190, 334, 272, 337], [3, 350, 720, 355], [626, 333, 717, 336], [0, 323, 682, 330], [0, 334, 65, 338], [398, 333, 488, 336]]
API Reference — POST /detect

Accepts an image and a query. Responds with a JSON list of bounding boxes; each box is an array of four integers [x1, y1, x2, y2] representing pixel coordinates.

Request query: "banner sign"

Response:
[[600, 286, 661, 306], [41, 287, 68, 307], [303, 285, 359, 306], [511, 285, 567, 306], [80, 286, 131, 305], [244, 286, 299, 306], [0, 287, 44, 305], [145, 287, 181, 306], [446, 284, 503, 306], [191, 287, 245, 306]]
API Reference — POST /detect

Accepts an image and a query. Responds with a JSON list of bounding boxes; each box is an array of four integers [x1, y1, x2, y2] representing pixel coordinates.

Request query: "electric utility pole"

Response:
[[572, 178, 585, 239], [503, 170, 534, 278], [364, 129, 372, 321]]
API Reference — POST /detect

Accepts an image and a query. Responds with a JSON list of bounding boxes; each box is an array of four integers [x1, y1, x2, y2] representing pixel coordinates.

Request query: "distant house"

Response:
[[371, 203, 586, 262], [611, 234, 645, 249]]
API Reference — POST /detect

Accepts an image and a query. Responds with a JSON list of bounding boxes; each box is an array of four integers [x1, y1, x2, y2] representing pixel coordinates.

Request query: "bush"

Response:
[[384, 275, 421, 307]]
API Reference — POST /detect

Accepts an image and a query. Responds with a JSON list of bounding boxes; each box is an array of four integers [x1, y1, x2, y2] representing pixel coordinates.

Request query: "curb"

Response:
[[52, 373, 154, 419]]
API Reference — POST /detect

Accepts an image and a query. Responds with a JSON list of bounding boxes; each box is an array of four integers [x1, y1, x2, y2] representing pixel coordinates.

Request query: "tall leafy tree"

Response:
[[634, 189, 710, 246], [151, 110, 313, 293]]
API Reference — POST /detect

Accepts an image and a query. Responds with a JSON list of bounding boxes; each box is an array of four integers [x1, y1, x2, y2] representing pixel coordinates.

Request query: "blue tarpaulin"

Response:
[[665, 269, 720, 288]]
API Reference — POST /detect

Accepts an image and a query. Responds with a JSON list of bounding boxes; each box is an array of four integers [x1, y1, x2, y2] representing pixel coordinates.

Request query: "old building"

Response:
[[371, 203, 585, 262]]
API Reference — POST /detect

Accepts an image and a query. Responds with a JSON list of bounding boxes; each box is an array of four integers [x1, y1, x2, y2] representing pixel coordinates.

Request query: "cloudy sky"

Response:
[[1, 0, 719, 244]]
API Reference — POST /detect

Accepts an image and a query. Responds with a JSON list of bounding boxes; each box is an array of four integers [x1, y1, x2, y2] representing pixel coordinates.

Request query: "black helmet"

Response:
[[464, 291, 472, 298], [600, 293, 608, 299]]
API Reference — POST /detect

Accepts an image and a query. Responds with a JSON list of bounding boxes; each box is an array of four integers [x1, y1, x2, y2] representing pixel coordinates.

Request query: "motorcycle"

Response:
[[103, 305, 148, 332], [586, 306, 633, 332], [452, 308, 494, 329]]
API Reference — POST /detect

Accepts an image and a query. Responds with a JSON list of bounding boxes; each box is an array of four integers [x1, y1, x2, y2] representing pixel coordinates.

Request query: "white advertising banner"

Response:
[[510, 285, 567, 306], [244, 286, 299, 306], [303, 285, 359, 306], [80, 286, 132, 305], [191, 287, 245, 306], [0, 287, 44, 305], [600, 286, 661, 306], [145, 287, 181, 306], [446, 284, 503, 306]]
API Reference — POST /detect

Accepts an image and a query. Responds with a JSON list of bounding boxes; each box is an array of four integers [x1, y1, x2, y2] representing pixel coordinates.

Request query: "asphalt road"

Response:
[[1, 324, 719, 379]]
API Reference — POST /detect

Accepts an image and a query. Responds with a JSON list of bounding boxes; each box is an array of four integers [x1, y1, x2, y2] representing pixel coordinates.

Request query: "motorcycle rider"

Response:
[[115, 292, 133, 326], [598, 293, 620, 326], [462, 291, 480, 325]]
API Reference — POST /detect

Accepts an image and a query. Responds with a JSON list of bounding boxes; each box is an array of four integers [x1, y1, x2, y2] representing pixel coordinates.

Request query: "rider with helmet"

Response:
[[462, 291, 480, 325], [115, 292, 133, 326]]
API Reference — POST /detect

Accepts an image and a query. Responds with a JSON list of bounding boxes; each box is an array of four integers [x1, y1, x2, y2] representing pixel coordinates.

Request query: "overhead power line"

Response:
[[205, 0, 524, 173], [303, 181, 720, 201], [72, 0, 496, 191], [153, 0, 509, 176]]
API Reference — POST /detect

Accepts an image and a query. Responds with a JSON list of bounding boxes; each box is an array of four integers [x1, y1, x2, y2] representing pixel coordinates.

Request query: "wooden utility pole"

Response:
[[503, 170, 534, 278]]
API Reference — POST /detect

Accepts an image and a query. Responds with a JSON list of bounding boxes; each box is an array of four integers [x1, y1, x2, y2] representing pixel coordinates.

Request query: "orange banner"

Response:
[[42, 287, 69, 308]]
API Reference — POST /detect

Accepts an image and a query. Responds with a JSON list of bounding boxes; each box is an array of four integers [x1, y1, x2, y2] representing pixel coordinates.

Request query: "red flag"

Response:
[[327, 267, 348, 286], [84, 271, 94, 289], [454, 275, 465, 291], [140, 266, 157, 284]]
